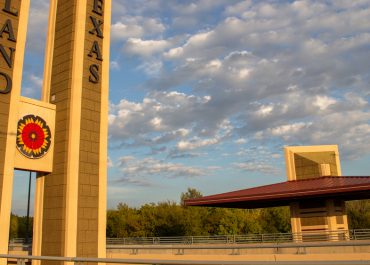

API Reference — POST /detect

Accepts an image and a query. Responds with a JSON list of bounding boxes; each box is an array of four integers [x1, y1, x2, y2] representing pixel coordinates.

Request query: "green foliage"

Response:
[[260, 207, 291, 233], [107, 203, 144, 237], [346, 200, 370, 229], [151, 201, 186, 236], [180, 188, 203, 206], [9, 214, 33, 239], [9, 214, 18, 239], [106, 188, 293, 237], [105, 189, 370, 238], [8, 190, 370, 239]]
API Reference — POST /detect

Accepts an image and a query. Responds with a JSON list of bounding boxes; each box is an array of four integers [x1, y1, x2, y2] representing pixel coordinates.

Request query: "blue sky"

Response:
[[12, 0, 370, 214]]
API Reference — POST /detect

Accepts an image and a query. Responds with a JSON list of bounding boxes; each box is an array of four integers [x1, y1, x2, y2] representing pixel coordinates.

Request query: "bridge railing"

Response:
[[2, 253, 370, 265], [9, 229, 370, 249], [105, 229, 370, 245]]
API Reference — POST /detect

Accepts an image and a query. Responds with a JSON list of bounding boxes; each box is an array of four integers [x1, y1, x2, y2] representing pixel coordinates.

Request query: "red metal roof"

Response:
[[184, 176, 370, 209]]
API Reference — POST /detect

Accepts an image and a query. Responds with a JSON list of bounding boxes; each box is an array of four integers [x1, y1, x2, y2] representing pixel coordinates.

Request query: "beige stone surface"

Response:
[[0, 1, 30, 264], [107, 251, 370, 263], [284, 146, 348, 238], [13, 97, 56, 172], [36, 0, 110, 264]]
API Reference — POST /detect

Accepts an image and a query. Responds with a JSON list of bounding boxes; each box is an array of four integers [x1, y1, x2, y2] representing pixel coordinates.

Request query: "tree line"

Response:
[[9, 188, 370, 239], [9, 214, 33, 239], [106, 188, 370, 238]]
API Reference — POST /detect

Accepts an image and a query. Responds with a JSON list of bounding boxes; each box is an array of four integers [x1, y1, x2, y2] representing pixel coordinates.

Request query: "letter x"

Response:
[[89, 16, 103, 39]]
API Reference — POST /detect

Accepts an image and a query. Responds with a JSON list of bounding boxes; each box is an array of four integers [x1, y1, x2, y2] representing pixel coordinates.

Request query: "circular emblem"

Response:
[[16, 115, 51, 159]]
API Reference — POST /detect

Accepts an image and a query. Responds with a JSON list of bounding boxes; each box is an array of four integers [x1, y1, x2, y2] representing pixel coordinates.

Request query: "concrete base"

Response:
[[7, 242, 370, 264], [107, 252, 370, 263]]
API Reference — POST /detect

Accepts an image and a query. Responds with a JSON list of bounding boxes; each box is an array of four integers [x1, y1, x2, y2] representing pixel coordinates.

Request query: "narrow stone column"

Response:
[[40, 0, 111, 263], [0, 0, 29, 262]]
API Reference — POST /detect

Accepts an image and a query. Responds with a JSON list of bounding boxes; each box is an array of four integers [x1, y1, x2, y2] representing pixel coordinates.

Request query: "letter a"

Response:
[[0, 19, 16, 42], [88, 41, 103, 61]]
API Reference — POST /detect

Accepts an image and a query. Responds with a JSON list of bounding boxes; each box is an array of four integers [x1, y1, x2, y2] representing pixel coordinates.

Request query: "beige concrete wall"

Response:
[[41, 0, 76, 257], [13, 97, 56, 172], [0, 0, 29, 263], [40, 0, 110, 263], [9, 243, 370, 263], [107, 243, 370, 262], [107, 242, 370, 256], [284, 146, 348, 237], [76, 0, 109, 257], [293, 151, 338, 180], [284, 145, 341, 181]]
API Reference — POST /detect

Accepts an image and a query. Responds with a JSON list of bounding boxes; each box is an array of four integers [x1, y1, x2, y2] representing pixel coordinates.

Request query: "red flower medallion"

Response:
[[16, 115, 51, 159]]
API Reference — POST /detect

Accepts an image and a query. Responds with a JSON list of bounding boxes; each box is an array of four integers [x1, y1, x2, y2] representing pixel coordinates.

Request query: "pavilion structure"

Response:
[[185, 145, 370, 241]]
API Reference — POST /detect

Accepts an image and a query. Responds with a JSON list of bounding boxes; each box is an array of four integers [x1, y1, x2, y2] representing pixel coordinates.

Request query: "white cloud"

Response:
[[205, 59, 222, 71], [177, 137, 219, 151], [150, 117, 163, 130], [109, 91, 213, 142], [108, 0, 370, 168], [136, 60, 163, 76], [26, 0, 49, 52], [107, 157, 114, 168], [110, 61, 121, 70], [117, 157, 208, 180], [314, 95, 337, 111], [124, 38, 171, 57], [234, 161, 281, 175], [164, 47, 184, 58], [22, 74, 43, 98], [224, 1, 252, 16], [175, 119, 232, 151], [235, 138, 247, 145], [111, 21, 143, 40], [164, 30, 214, 59], [256, 105, 274, 117], [29, 74, 43, 88], [270, 122, 309, 137], [111, 16, 165, 41]]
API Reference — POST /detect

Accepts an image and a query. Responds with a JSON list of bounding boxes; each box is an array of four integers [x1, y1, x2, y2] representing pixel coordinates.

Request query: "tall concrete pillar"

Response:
[[38, 0, 111, 262], [0, 0, 29, 262]]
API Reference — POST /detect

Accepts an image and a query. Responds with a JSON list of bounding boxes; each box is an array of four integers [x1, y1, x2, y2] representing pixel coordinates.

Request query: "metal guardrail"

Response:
[[1, 254, 370, 265], [106, 239, 370, 256], [6, 234, 370, 264], [105, 229, 370, 245], [9, 229, 370, 248]]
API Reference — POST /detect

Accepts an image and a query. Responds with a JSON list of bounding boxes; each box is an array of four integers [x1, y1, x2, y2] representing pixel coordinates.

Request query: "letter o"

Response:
[[0, 72, 12, 94]]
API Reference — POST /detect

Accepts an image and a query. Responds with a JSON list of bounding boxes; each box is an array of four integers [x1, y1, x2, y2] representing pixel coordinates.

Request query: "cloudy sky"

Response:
[[12, 0, 370, 213]]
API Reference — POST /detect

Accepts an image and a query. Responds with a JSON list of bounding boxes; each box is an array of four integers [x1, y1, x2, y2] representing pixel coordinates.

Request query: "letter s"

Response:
[[89, 64, 100, 84]]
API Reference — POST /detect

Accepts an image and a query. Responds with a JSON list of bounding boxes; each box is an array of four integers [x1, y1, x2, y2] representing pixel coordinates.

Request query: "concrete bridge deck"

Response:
[[7, 240, 370, 264]]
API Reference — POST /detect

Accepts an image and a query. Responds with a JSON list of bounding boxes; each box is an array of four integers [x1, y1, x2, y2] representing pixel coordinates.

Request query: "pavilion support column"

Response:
[[290, 202, 302, 242], [343, 207, 349, 240], [326, 199, 348, 241], [326, 199, 338, 241]]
